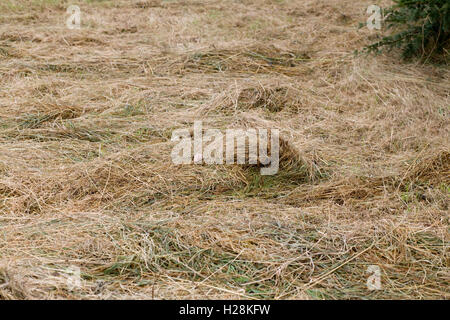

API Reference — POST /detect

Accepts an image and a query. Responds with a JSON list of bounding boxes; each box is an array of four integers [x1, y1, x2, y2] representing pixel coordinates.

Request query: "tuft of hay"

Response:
[[0, 267, 30, 300], [401, 150, 450, 186]]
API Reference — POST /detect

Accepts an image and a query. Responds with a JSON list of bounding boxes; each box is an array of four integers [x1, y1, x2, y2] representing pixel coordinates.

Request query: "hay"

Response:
[[0, 0, 448, 299]]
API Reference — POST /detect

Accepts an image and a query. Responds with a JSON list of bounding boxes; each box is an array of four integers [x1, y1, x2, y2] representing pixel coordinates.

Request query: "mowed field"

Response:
[[0, 0, 448, 299]]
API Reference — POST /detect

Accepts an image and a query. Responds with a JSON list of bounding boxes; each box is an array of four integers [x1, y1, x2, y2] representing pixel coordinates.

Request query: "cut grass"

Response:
[[0, 0, 448, 300]]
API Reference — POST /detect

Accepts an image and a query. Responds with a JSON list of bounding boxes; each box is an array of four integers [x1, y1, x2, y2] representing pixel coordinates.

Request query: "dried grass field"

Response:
[[0, 0, 448, 299]]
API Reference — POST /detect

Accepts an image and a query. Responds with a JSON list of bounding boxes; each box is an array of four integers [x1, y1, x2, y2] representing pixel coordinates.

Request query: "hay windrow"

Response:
[[177, 45, 312, 75], [0, 0, 448, 299]]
